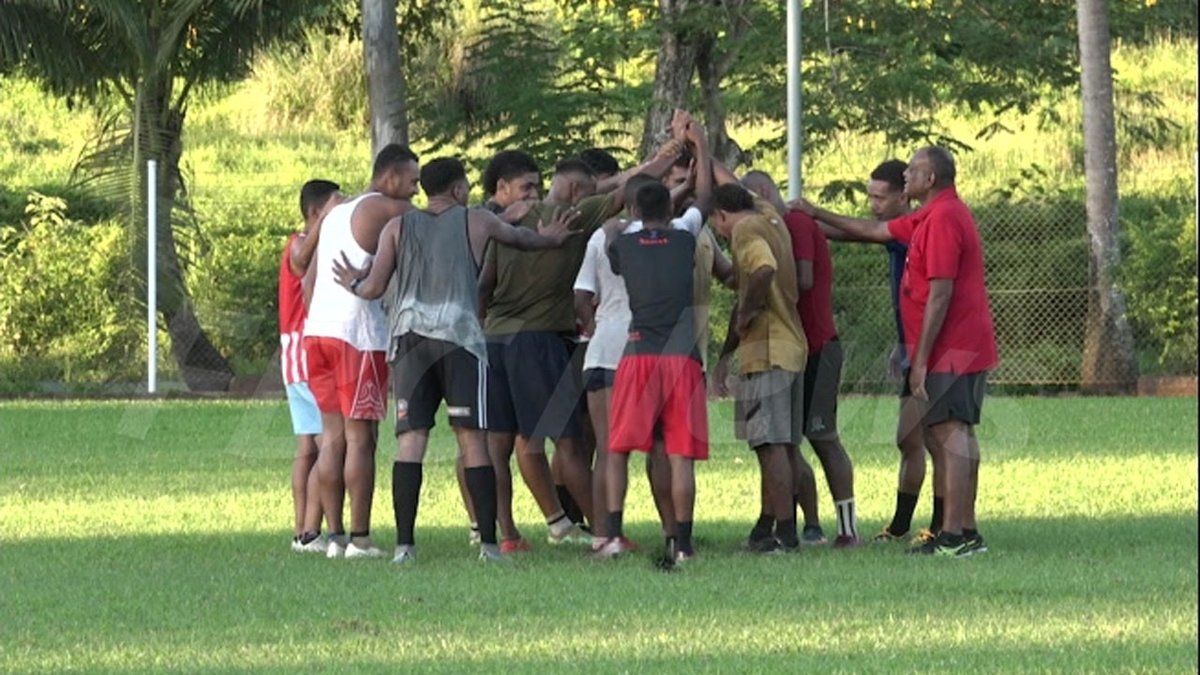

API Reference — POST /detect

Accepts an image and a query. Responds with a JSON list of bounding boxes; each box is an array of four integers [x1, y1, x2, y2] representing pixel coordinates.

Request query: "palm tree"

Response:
[[0, 0, 324, 391]]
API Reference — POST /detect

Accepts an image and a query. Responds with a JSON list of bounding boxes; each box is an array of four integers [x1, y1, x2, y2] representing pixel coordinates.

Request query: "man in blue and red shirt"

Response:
[[796, 147, 998, 557]]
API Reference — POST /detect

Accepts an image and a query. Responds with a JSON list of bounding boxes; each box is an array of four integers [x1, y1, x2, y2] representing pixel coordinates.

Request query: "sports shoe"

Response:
[[468, 528, 481, 547], [391, 547, 416, 566], [800, 526, 827, 546], [673, 548, 696, 564], [909, 528, 936, 547], [871, 528, 906, 543], [833, 535, 863, 549], [932, 532, 971, 558], [592, 536, 633, 559], [479, 545, 509, 563], [345, 540, 388, 559], [500, 537, 532, 554], [326, 535, 348, 559], [548, 523, 592, 546], [960, 533, 988, 557], [294, 534, 328, 554], [748, 536, 784, 555], [741, 532, 776, 551], [907, 534, 940, 555]]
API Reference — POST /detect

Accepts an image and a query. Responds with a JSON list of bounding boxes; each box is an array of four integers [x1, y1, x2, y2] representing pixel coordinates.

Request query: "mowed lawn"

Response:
[[0, 397, 1195, 673]]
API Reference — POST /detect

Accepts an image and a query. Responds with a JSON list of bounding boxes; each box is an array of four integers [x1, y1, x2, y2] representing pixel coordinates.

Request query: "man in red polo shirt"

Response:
[[794, 146, 997, 557]]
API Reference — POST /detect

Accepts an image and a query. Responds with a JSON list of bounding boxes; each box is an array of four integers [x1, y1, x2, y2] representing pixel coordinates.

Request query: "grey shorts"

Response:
[[802, 338, 842, 439], [734, 369, 804, 449]]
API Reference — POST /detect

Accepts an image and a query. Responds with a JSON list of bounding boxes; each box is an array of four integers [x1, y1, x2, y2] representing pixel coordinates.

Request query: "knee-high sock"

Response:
[[465, 466, 499, 546], [393, 461, 423, 547]]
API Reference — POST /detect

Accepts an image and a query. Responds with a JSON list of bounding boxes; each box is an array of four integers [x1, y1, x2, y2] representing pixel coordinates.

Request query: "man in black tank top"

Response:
[[331, 158, 576, 564]]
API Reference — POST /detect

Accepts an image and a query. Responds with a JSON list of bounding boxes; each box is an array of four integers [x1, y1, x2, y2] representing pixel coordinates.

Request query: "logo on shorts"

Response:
[[395, 399, 408, 420], [447, 406, 472, 418], [810, 416, 825, 432]]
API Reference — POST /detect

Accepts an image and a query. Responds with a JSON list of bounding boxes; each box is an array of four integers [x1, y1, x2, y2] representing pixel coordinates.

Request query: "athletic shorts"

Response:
[[486, 331, 582, 439], [389, 333, 487, 433], [303, 336, 388, 421], [735, 369, 804, 449], [609, 354, 708, 460], [923, 371, 988, 427], [583, 367, 617, 392], [801, 338, 842, 439], [284, 381, 322, 436]]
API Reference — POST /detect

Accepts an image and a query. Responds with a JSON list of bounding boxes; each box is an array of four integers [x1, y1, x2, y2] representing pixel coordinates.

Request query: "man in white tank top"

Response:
[[303, 144, 419, 559], [331, 157, 577, 563]]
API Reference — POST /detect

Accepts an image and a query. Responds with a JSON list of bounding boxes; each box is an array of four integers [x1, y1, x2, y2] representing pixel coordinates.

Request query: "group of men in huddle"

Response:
[[277, 109, 998, 566]]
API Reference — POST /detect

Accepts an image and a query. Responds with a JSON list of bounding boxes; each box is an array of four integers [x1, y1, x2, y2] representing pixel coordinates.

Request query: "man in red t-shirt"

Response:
[[794, 147, 998, 558]]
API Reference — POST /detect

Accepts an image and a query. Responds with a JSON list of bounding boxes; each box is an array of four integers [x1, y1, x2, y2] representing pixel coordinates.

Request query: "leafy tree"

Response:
[[0, 0, 327, 390]]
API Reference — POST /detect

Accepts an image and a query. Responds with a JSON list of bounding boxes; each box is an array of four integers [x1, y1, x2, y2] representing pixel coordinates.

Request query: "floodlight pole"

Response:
[[786, 0, 803, 200], [147, 159, 157, 395]]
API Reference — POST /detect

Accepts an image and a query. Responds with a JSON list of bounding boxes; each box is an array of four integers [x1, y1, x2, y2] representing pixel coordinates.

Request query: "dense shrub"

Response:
[[0, 193, 143, 385]]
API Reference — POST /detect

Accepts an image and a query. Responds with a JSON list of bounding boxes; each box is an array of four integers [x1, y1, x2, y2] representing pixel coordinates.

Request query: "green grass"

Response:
[[1, 397, 1195, 672]]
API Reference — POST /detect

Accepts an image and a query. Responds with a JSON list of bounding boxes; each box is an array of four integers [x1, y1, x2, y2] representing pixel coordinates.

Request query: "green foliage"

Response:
[[1120, 191, 1198, 375], [250, 29, 367, 131], [0, 193, 142, 385]]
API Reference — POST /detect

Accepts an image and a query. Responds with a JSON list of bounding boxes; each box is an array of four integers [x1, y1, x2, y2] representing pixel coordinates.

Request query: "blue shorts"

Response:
[[285, 382, 322, 436]]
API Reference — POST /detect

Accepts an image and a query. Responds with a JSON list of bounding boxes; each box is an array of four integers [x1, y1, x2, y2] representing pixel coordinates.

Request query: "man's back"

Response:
[[610, 227, 699, 361], [307, 194, 388, 351], [731, 212, 807, 374]]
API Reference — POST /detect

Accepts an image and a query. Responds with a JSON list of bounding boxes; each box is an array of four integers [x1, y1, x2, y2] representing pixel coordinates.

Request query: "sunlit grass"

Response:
[[1, 397, 1195, 672]]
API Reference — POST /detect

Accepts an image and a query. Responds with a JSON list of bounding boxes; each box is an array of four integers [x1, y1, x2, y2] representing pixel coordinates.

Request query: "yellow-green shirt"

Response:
[[731, 208, 807, 374]]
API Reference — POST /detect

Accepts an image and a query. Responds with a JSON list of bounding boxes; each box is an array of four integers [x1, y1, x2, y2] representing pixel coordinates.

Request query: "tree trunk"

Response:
[[362, 0, 409, 156], [1076, 0, 1137, 393], [135, 78, 234, 392], [639, 0, 698, 159], [695, 27, 747, 169]]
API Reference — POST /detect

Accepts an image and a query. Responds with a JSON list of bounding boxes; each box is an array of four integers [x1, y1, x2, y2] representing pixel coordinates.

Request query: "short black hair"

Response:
[[419, 157, 467, 197], [623, 172, 660, 206], [580, 148, 620, 177], [299, 179, 340, 218], [922, 146, 957, 187], [634, 181, 672, 222], [714, 183, 755, 213], [554, 158, 596, 179], [482, 150, 540, 195], [870, 159, 908, 192], [372, 144, 419, 179]]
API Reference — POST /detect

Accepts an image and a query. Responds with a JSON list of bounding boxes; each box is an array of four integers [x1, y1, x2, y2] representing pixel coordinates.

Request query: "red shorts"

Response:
[[609, 354, 708, 460], [303, 336, 388, 420]]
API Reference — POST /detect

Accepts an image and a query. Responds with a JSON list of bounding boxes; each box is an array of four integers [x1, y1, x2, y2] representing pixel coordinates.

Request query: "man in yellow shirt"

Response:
[[711, 183, 808, 553]]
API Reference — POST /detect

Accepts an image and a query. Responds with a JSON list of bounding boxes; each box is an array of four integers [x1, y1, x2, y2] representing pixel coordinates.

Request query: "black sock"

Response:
[[676, 520, 694, 554], [963, 527, 978, 539], [750, 513, 774, 540], [557, 484, 584, 525], [393, 461, 423, 547], [889, 491, 919, 535], [464, 465, 499, 546], [775, 518, 798, 547], [299, 531, 320, 545], [608, 510, 624, 538], [930, 496, 944, 533]]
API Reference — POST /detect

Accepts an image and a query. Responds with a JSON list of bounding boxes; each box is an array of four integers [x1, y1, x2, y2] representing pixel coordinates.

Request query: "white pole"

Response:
[[147, 159, 157, 395], [786, 0, 803, 200]]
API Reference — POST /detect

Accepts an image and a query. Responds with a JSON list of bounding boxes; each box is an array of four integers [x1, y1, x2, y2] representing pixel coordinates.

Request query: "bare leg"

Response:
[[455, 455, 477, 529], [343, 419, 379, 536], [964, 428, 981, 530], [292, 433, 319, 536], [928, 420, 972, 535], [588, 389, 611, 538], [647, 440, 676, 537], [486, 431, 520, 541], [667, 454, 694, 524], [808, 435, 854, 501], [515, 435, 565, 518], [552, 436, 594, 526], [896, 395, 927, 495], [316, 413, 347, 535], [605, 450, 631, 528], [755, 444, 795, 528], [301, 435, 323, 534], [789, 444, 820, 528]]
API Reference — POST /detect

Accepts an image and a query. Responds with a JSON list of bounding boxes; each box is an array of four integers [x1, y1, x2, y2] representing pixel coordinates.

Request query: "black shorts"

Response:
[[583, 367, 617, 392], [923, 370, 988, 427], [389, 334, 486, 433], [486, 331, 583, 440], [801, 338, 842, 438]]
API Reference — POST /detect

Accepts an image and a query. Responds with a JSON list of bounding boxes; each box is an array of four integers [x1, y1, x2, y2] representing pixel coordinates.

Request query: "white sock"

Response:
[[547, 512, 571, 537], [835, 498, 858, 539]]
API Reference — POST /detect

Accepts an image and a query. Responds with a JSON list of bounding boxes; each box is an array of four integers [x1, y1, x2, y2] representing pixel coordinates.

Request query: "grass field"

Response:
[[1, 396, 1196, 672]]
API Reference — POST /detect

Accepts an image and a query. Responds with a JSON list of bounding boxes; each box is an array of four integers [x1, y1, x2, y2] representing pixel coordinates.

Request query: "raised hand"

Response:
[[670, 108, 693, 142]]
